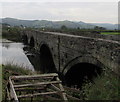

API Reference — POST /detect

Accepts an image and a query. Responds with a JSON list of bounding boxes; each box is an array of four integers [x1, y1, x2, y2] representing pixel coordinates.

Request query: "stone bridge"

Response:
[[21, 30, 120, 86]]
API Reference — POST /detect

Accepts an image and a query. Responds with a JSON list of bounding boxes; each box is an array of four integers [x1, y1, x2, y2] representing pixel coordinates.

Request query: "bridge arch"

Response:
[[22, 35, 28, 44], [63, 55, 105, 88], [29, 36, 35, 47], [39, 43, 56, 73]]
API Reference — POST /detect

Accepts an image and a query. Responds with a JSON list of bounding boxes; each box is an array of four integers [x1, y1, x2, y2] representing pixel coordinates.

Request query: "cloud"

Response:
[[1, 0, 119, 2], [1, 2, 118, 23]]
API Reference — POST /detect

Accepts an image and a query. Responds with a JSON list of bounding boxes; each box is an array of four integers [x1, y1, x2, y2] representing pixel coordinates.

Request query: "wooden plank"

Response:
[[14, 81, 61, 88], [6, 87, 10, 100], [15, 87, 45, 91], [13, 76, 54, 81], [18, 91, 64, 98], [10, 73, 58, 80], [14, 84, 47, 90], [56, 77, 68, 101], [13, 80, 48, 85], [51, 84, 61, 91], [9, 78, 19, 101]]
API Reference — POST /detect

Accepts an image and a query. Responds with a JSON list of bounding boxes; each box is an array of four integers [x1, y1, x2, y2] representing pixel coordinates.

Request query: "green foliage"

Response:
[[82, 68, 120, 100], [61, 25, 68, 30], [94, 26, 106, 30], [2, 26, 22, 42], [101, 32, 120, 35]]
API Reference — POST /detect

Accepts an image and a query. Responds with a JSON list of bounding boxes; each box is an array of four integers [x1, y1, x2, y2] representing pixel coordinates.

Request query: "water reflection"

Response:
[[23, 47, 42, 72], [23, 46, 51, 73], [1, 42, 34, 71], [1, 40, 56, 73]]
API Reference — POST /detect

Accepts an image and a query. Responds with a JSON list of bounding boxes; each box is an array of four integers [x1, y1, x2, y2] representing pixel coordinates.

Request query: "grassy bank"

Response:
[[2, 64, 120, 101], [83, 68, 120, 100], [2, 26, 22, 42], [2, 64, 36, 100]]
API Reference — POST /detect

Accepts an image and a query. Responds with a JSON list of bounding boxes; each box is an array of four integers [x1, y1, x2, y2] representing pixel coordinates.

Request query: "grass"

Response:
[[101, 32, 120, 35], [2, 63, 36, 100], [82, 67, 120, 100]]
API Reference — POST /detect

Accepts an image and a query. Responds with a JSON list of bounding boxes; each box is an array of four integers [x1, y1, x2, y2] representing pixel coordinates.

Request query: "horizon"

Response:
[[1, 17, 117, 24], [1, 2, 118, 24]]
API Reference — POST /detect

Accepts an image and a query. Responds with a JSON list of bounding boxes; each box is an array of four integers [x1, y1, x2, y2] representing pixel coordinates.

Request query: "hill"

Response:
[[90, 23, 118, 30], [1, 18, 118, 30]]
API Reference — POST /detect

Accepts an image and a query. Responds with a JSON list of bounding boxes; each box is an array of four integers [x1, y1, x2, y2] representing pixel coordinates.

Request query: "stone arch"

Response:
[[29, 36, 35, 47], [22, 34, 28, 44], [39, 42, 56, 73], [63, 55, 106, 88], [63, 55, 105, 75]]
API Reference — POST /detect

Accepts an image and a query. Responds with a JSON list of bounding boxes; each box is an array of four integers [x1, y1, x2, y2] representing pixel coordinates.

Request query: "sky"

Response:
[[0, 0, 119, 24]]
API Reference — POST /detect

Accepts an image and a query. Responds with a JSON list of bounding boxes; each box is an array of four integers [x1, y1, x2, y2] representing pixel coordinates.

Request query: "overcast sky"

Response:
[[1, 0, 119, 24]]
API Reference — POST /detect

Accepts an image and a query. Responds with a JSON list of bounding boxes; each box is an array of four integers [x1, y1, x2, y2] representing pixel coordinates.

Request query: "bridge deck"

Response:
[[36, 31, 120, 44]]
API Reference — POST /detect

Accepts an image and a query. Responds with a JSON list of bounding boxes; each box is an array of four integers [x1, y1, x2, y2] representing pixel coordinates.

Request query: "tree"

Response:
[[61, 25, 67, 30], [94, 26, 106, 30]]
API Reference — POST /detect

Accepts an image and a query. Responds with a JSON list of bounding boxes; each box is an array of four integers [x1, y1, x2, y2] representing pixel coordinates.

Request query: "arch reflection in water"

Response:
[[30, 36, 35, 48], [40, 44, 56, 73], [23, 44, 57, 73], [23, 46, 42, 72]]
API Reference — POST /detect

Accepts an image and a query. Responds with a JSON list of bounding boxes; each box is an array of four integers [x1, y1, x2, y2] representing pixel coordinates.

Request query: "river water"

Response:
[[0, 39, 39, 71]]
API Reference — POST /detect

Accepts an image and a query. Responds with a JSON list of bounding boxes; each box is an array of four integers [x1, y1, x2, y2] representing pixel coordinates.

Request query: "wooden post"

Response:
[[9, 77, 19, 101], [56, 77, 68, 101]]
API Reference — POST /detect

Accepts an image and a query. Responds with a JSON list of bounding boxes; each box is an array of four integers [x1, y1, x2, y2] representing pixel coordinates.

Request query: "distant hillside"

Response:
[[90, 23, 118, 30], [1, 18, 95, 29], [1, 18, 34, 27], [1, 18, 118, 30]]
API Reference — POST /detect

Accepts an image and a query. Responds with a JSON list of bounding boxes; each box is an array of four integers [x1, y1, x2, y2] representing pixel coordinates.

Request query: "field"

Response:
[[101, 32, 120, 35]]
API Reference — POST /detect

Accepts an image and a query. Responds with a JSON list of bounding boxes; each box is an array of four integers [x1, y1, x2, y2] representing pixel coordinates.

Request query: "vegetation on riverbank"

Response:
[[82, 67, 120, 100], [2, 24, 22, 42], [2, 64, 120, 101], [2, 64, 37, 100]]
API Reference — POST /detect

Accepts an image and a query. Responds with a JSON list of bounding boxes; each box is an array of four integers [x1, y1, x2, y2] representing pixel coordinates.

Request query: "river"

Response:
[[0, 39, 41, 72]]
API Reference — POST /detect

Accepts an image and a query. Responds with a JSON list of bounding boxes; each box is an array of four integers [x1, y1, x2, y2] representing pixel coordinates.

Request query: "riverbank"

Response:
[[2, 64, 120, 101], [2, 64, 37, 100], [0, 38, 13, 43], [2, 26, 22, 42], [82, 68, 120, 100]]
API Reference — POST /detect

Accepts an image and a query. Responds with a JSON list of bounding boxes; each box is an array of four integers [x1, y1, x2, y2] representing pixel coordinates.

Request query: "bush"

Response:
[[82, 67, 120, 100]]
